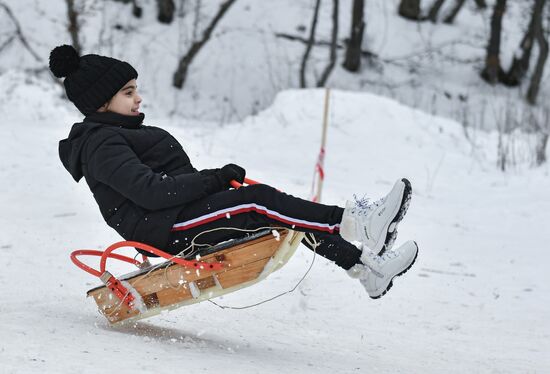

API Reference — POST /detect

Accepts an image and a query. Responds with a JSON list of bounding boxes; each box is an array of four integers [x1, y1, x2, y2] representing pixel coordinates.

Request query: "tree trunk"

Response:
[[535, 133, 548, 165], [473, 0, 487, 9], [443, 0, 466, 24], [173, 0, 237, 89], [343, 0, 364, 71], [318, 0, 339, 86], [132, 0, 143, 18], [480, 0, 507, 84], [300, 0, 322, 88], [502, 0, 545, 86], [157, 0, 175, 23], [66, 0, 81, 55], [526, 0, 548, 105], [428, 0, 446, 23], [398, 0, 422, 21]]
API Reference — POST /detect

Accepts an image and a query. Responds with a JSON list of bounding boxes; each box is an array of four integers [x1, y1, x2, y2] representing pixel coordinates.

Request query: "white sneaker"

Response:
[[347, 241, 418, 299], [340, 178, 412, 255]]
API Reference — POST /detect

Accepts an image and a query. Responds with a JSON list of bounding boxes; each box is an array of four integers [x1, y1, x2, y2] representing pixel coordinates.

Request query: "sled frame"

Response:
[[87, 229, 304, 324]]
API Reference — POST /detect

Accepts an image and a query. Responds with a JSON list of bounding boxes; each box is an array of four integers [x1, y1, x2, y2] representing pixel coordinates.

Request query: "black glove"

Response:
[[219, 163, 246, 186]]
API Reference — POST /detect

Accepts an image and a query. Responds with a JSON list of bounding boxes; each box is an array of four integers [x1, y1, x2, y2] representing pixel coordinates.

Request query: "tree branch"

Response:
[[0, 1, 41, 61], [473, 0, 487, 9], [173, 0, 237, 89], [66, 0, 82, 55], [526, 0, 548, 105], [502, 0, 544, 86], [443, 0, 466, 24], [398, 0, 422, 21], [0, 34, 15, 55], [300, 0, 322, 88], [317, 0, 339, 87], [427, 0, 446, 23], [275, 32, 377, 59]]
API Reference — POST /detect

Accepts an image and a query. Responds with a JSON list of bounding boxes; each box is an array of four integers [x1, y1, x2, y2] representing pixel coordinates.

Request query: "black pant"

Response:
[[165, 184, 362, 270]]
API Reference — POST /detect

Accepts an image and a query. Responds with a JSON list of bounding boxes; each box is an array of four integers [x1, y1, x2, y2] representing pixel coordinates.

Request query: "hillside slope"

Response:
[[0, 89, 549, 373]]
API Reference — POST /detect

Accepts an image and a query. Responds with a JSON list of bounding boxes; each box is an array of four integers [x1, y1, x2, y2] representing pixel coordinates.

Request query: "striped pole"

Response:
[[311, 88, 331, 203]]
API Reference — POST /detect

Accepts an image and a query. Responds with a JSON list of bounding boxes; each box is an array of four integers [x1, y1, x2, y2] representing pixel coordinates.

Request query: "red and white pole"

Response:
[[311, 88, 331, 203]]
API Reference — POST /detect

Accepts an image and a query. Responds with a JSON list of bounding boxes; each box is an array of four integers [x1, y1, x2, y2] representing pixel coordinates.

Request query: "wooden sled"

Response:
[[76, 229, 304, 325]]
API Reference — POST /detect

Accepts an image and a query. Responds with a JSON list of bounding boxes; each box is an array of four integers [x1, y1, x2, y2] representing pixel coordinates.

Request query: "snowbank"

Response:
[[0, 89, 548, 373]]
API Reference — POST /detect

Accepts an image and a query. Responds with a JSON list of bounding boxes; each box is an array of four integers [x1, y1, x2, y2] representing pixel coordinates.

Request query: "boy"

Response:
[[51, 44, 418, 299]]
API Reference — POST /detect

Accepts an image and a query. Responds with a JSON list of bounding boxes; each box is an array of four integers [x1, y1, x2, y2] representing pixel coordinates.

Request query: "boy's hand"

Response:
[[219, 164, 246, 185]]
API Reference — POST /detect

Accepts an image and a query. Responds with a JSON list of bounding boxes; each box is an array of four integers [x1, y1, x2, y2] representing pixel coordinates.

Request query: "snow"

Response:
[[1, 0, 547, 134], [1, 87, 549, 372]]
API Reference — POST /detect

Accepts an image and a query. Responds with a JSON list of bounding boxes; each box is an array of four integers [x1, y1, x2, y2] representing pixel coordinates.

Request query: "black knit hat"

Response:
[[49, 45, 138, 115]]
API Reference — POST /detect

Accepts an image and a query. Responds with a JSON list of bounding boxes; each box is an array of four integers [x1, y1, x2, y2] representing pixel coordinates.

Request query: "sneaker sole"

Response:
[[369, 241, 419, 300], [377, 178, 412, 256]]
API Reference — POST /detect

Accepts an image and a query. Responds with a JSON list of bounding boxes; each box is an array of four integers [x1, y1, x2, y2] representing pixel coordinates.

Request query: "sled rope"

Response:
[[207, 232, 319, 310]]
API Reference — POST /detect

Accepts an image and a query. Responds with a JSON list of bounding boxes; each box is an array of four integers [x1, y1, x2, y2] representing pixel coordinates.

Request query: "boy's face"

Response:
[[98, 79, 142, 116]]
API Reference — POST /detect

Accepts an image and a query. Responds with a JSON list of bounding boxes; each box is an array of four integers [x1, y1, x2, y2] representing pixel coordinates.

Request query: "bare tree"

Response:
[[157, 0, 175, 24], [428, 0, 446, 23], [501, 0, 543, 86], [300, 0, 322, 88], [343, 0, 365, 71], [531, 107, 549, 165], [275, 32, 377, 60], [443, 0, 466, 24], [111, 0, 142, 17], [132, 0, 143, 18], [496, 100, 520, 171], [536, 131, 549, 165], [317, 0, 339, 86], [473, 0, 487, 9], [173, 0, 237, 89], [0, 2, 41, 61], [66, 0, 82, 55], [398, 0, 422, 20], [526, 0, 548, 105], [481, 0, 507, 84], [407, 0, 486, 24]]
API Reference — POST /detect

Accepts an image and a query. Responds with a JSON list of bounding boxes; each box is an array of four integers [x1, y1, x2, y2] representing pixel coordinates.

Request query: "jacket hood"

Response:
[[59, 112, 145, 181], [59, 121, 106, 182]]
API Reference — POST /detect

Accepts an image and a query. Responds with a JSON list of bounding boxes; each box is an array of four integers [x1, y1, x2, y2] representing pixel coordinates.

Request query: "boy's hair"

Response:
[[49, 44, 138, 115]]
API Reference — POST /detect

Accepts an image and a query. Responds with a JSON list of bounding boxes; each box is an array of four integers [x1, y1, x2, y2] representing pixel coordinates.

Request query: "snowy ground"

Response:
[[1, 89, 549, 373]]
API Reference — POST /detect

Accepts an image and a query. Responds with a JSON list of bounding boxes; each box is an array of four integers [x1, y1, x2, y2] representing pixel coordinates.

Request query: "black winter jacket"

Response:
[[58, 112, 223, 249]]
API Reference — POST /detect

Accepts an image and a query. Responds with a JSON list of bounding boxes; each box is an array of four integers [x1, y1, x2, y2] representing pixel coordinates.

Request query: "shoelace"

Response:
[[352, 194, 386, 216], [365, 248, 398, 266]]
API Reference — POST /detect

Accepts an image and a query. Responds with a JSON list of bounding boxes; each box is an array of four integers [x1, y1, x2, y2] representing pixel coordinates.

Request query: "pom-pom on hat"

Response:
[[49, 44, 138, 115]]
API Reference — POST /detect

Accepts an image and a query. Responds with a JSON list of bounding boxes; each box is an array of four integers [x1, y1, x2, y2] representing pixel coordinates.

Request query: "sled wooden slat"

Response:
[[215, 256, 273, 288], [151, 258, 271, 308], [87, 230, 300, 324]]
